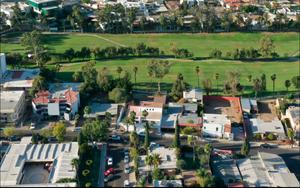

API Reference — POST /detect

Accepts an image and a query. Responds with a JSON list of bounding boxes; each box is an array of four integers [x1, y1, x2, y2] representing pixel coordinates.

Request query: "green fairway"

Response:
[[59, 58, 299, 97], [0, 34, 117, 55], [98, 32, 300, 58]]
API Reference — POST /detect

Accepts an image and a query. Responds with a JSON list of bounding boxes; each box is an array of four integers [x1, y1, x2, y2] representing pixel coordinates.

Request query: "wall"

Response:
[[0, 54, 7, 79], [203, 123, 224, 137]]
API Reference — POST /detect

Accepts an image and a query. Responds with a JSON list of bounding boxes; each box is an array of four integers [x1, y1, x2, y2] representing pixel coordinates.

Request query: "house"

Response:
[[124, 1, 146, 11], [161, 103, 201, 132], [165, 1, 181, 10], [0, 142, 79, 186], [83, 103, 118, 118], [0, 91, 26, 123], [180, 0, 204, 9], [183, 87, 203, 104], [0, 53, 40, 93], [220, 0, 241, 7], [248, 152, 299, 187], [202, 113, 232, 139], [28, 0, 60, 16], [210, 156, 242, 185], [139, 146, 177, 176], [241, 99, 257, 113], [286, 106, 300, 136], [154, 180, 183, 187], [32, 83, 82, 120], [0, 3, 31, 22], [250, 118, 286, 139]]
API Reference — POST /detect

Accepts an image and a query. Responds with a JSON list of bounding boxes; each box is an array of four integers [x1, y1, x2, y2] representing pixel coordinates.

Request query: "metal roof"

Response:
[[211, 156, 242, 180], [241, 99, 251, 110]]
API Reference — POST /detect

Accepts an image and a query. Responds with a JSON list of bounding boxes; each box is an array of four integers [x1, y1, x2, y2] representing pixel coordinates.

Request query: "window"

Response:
[[204, 127, 206, 129], [216, 127, 219, 132]]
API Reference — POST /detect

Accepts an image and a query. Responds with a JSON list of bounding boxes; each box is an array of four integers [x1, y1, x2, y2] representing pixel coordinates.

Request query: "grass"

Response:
[[57, 58, 299, 97], [183, 156, 200, 169], [98, 32, 300, 58], [77, 146, 101, 187]]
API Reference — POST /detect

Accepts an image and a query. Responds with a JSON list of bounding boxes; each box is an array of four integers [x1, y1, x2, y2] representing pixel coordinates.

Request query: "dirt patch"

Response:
[[151, 42, 159, 46], [204, 100, 241, 123], [275, 45, 282, 49], [4, 37, 22, 44], [230, 44, 243, 48], [257, 100, 277, 122]]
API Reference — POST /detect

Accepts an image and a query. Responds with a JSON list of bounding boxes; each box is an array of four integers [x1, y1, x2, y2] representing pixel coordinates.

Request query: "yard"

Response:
[[257, 100, 277, 122], [77, 146, 101, 187]]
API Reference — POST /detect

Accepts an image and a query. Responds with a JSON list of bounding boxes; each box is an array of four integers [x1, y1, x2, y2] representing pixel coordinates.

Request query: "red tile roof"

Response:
[[33, 90, 79, 105], [228, 183, 244, 187], [36, 91, 50, 97], [224, 124, 231, 133]]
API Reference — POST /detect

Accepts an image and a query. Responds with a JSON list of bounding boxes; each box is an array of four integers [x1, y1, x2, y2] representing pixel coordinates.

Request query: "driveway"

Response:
[[232, 127, 245, 141]]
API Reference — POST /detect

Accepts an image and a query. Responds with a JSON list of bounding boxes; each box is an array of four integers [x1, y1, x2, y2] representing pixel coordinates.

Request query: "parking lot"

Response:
[[204, 100, 241, 123]]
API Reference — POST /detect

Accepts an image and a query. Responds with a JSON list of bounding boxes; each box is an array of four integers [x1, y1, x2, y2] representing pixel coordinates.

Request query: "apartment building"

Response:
[[0, 2, 31, 21], [32, 83, 81, 120], [0, 91, 26, 123], [28, 0, 60, 16]]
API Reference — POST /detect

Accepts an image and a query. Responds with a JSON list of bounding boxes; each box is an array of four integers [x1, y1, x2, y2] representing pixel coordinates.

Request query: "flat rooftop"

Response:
[[211, 156, 242, 180], [84, 103, 118, 118], [1, 69, 40, 88], [250, 118, 285, 136], [48, 83, 82, 95], [29, 0, 58, 4], [241, 99, 251, 110], [169, 103, 198, 112], [203, 113, 231, 125], [0, 91, 24, 113], [140, 101, 164, 108], [0, 143, 79, 186]]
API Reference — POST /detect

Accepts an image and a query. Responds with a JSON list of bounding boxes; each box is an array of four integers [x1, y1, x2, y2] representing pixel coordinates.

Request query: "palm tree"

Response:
[[145, 154, 153, 171], [247, 75, 252, 98], [188, 134, 197, 164], [152, 153, 162, 168], [132, 67, 138, 92], [116, 67, 122, 79], [137, 178, 146, 187], [142, 109, 148, 120], [195, 66, 200, 87], [55, 63, 61, 79], [84, 106, 91, 118], [213, 73, 219, 96], [271, 74, 277, 98], [122, 117, 131, 132], [253, 77, 261, 99], [285, 80, 291, 92], [130, 131, 139, 150], [204, 143, 213, 154], [194, 168, 209, 187], [70, 158, 80, 170], [148, 70, 153, 91]]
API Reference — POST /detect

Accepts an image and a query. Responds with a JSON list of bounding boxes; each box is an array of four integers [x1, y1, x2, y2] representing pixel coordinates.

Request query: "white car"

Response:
[[72, 128, 82, 132], [124, 164, 130, 174], [124, 155, 129, 163], [203, 138, 212, 143], [239, 126, 243, 133], [109, 135, 121, 140], [138, 132, 146, 136], [107, 157, 113, 166], [150, 142, 159, 147], [124, 180, 130, 187], [30, 122, 36, 130]]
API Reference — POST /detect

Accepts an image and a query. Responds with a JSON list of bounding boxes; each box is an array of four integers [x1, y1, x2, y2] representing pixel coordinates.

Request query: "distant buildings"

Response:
[[28, 0, 60, 16], [0, 91, 26, 123], [0, 3, 30, 24], [32, 83, 82, 120]]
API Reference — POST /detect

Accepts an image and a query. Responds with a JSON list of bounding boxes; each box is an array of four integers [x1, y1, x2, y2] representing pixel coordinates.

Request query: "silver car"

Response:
[[104, 174, 114, 182], [124, 155, 129, 163], [124, 164, 130, 174]]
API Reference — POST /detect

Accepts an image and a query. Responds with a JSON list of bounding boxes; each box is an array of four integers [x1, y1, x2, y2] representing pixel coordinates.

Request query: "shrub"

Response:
[[86, 160, 93, 166], [181, 127, 194, 135], [235, 151, 246, 159], [268, 134, 276, 140], [152, 168, 164, 180], [199, 154, 209, 166], [224, 136, 228, 140], [41, 138, 48, 144], [169, 93, 174, 98], [169, 144, 175, 148], [71, 138, 77, 142], [86, 183, 91, 187], [173, 95, 179, 101], [254, 133, 261, 140], [176, 160, 187, 170], [82, 170, 90, 176]]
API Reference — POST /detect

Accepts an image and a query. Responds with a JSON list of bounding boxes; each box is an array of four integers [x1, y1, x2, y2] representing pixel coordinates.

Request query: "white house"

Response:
[[202, 113, 232, 139], [124, 1, 146, 11], [0, 2, 31, 22], [250, 118, 286, 139], [180, 0, 204, 8], [286, 106, 300, 136], [32, 83, 82, 120], [183, 87, 203, 104]]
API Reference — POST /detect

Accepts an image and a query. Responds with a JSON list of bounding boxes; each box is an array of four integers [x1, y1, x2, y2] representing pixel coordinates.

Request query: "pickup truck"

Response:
[[108, 135, 121, 141]]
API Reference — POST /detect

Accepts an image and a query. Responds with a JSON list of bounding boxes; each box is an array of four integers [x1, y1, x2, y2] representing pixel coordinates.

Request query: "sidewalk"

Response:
[[98, 142, 107, 187], [129, 160, 136, 187]]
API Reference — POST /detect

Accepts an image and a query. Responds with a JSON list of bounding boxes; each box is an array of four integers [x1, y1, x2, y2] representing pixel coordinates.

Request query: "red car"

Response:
[[105, 168, 115, 176]]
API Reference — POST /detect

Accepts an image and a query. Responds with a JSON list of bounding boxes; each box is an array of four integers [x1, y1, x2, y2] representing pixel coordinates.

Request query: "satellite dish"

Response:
[[28, 54, 31, 58]]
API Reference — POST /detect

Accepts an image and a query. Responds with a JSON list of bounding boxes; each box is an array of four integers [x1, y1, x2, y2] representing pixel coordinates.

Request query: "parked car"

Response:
[[124, 155, 129, 163], [124, 180, 130, 187], [124, 148, 129, 155], [30, 122, 36, 130], [243, 112, 248, 119], [36, 135, 44, 141], [239, 126, 243, 133], [248, 114, 253, 118], [124, 164, 130, 174], [105, 168, 115, 176], [7, 135, 19, 141], [138, 132, 146, 136], [49, 136, 58, 141], [109, 135, 121, 141], [107, 157, 113, 166], [72, 128, 82, 132], [104, 174, 114, 182], [150, 142, 159, 147], [180, 135, 188, 140], [139, 148, 146, 155], [203, 138, 212, 143], [260, 143, 271, 149]]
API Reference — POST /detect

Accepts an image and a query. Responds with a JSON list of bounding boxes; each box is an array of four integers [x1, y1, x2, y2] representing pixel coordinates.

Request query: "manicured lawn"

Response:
[[0, 34, 117, 55], [58, 58, 299, 97], [77, 146, 101, 187], [183, 156, 201, 169], [98, 32, 300, 58]]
